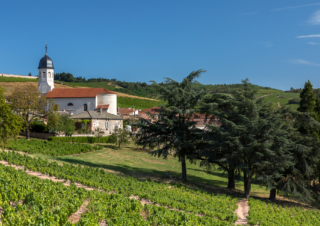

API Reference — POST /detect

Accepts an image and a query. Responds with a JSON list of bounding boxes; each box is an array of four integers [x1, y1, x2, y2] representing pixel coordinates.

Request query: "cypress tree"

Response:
[[298, 80, 316, 112], [135, 70, 206, 181]]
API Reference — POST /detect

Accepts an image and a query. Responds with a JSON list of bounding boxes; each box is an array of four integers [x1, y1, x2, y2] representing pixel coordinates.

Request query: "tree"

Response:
[[95, 127, 104, 143], [298, 80, 316, 113], [135, 70, 206, 181], [8, 84, 57, 140], [200, 79, 280, 198], [0, 86, 22, 149], [56, 114, 76, 136], [47, 112, 60, 133], [28, 73, 32, 76], [114, 128, 130, 148]]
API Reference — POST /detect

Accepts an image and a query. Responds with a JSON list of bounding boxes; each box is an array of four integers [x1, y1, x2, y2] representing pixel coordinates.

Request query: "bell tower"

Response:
[[38, 44, 55, 94]]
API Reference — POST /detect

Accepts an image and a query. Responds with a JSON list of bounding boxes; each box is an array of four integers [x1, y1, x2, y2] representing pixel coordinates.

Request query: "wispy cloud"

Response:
[[240, 12, 258, 16], [308, 9, 320, 25], [263, 42, 273, 48], [307, 41, 320, 45], [271, 3, 320, 11], [288, 59, 320, 66], [296, 34, 320, 38]]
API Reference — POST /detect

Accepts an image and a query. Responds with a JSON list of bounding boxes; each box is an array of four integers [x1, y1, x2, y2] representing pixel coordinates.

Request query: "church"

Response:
[[37, 46, 123, 134], [37, 46, 117, 115]]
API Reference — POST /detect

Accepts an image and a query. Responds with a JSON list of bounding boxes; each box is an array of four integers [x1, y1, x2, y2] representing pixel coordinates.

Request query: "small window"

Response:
[[42, 72, 45, 78], [48, 72, 51, 78], [67, 103, 73, 106], [105, 121, 109, 128], [84, 104, 88, 111], [115, 121, 119, 130]]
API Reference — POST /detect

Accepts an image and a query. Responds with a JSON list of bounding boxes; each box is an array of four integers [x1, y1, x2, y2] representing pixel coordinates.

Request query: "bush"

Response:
[[31, 121, 47, 133], [108, 134, 117, 144], [288, 98, 300, 104], [48, 135, 116, 143]]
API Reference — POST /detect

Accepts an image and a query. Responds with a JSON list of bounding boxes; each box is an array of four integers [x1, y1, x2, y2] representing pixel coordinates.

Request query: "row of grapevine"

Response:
[[247, 199, 320, 226], [0, 151, 238, 223], [7, 139, 103, 156]]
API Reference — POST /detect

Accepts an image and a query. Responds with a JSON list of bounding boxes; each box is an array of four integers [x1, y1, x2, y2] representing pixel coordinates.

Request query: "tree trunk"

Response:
[[181, 155, 187, 181], [243, 172, 251, 199], [227, 168, 235, 189], [269, 189, 276, 201], [26, 127, 30, 140]]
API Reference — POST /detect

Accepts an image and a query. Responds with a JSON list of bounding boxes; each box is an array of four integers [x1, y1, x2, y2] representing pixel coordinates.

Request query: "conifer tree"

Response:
[[135, 70, 206, 181], [298, 80, 316, 112]]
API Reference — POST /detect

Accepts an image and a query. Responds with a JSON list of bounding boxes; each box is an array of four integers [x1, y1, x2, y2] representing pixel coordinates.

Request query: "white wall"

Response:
[[97, 93, 117, 115], [52, 97, 96, 114], [38, 68, 54, 94]]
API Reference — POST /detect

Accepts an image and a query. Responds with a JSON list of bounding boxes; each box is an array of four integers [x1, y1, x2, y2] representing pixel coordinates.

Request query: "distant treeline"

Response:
[[287, 87, 320, 98], [54, 72, 277, 99]]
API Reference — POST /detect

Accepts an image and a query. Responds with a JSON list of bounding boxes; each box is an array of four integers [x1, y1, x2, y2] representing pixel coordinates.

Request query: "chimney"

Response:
[[63, 109, 66, 112], [99, 108, 102, 113]]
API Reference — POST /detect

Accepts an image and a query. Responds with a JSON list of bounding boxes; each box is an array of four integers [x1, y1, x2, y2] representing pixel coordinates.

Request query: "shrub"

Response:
[[288, 98, 300, 104], [48, 135, 116, 143], [31, 121, 47, 133]]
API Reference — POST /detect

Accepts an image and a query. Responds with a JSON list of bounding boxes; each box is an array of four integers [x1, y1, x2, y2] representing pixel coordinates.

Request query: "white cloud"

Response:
[[240, 12, 258, 16], [307, 42, 320, 45], [296, 34, 320, 38], [272, 3, 320, 11], [308, 9, 320, 25], [288, 59, 320, 66]]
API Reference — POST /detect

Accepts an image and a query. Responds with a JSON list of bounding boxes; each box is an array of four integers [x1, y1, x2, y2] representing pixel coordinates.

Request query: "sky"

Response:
[[1, 1, 320, 90]]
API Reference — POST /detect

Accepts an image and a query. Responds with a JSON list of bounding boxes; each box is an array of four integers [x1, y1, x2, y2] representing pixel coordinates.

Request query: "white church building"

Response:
[[37, 47, 117, 115]]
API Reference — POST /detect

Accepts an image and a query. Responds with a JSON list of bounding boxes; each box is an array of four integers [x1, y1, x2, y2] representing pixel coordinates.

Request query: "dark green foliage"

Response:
[[107, 133, 117, 144], [114, 128, 130, 148], [48, 136, 115, 143], [0, 77, 37, 82], [7, 139, 103, 156], [136, 70, 206, 181], [31, 120, 47, 133], [298, 80, 316, 112]]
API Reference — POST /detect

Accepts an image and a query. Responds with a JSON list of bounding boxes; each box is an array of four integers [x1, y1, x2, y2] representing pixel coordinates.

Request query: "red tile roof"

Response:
[[140, 107, 161, 114], [46, 88, 116, 98], [95, 104, 109, 110], [117, 108, 136, 115]]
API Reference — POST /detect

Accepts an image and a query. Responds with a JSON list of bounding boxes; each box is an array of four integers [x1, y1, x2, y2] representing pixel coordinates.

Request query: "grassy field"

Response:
[[26, 142, 274, 198], [0, 76, 38, 82]]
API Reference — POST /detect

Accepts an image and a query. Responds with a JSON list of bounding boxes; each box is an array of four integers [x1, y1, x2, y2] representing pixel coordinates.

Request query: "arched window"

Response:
[[67, 103, 73, 106], [84, 104, 88, 111], [42, 72, 45, 78], [48, 72, 51, 78]]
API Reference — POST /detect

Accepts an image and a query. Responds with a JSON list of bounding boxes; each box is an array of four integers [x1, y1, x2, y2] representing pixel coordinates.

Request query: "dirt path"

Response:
[[235, 199, 250, 225], [68, 199, 89, 223]]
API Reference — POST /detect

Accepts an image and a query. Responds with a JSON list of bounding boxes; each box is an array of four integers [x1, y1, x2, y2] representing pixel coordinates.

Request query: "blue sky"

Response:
[[1, 1, 320, 90]]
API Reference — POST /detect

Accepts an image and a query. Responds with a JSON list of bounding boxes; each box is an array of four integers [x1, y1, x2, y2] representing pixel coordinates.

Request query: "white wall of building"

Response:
[[53, 97, 96, 114], [97, 93, 117, 115], [38, 68, 54, 94]]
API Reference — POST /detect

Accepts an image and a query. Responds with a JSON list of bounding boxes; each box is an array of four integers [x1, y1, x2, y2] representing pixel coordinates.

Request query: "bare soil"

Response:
[[235, 200, 250, 225]]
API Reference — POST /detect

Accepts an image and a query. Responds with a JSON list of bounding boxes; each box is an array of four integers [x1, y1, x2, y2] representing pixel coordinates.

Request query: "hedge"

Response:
[[48, 135, 116, 144]]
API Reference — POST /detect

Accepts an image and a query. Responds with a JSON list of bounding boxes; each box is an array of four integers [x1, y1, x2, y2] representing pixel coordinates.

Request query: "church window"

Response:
[[67, 103, 73, 106], [42, 72, 45, 78], [48, 72, 51, 78], [84, 104, 88, 111]]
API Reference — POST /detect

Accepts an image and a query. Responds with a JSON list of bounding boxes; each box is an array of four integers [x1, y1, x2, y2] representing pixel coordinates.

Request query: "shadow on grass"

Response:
[[53, 157, 317, 209]]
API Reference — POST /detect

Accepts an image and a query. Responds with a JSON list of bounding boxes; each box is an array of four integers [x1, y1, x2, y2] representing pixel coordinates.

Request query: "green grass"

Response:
[[28, 142, 270, 197], [0, 76, 37, 82]]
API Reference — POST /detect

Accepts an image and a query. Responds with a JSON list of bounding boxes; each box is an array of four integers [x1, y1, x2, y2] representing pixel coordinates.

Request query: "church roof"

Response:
[[38, 54, 54, 69], [46, 88, 116, 98]]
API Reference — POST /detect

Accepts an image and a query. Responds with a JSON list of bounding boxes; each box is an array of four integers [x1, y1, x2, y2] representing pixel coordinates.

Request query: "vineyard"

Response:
[[247, 199, 320, 225], [117, 96, 165, 110], [7, 139, 103, 156], [0, 151, 238, 225]]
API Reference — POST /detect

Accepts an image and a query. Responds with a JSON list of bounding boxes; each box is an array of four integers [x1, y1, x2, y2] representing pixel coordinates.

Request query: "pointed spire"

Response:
[[45, 43, 47, 55]]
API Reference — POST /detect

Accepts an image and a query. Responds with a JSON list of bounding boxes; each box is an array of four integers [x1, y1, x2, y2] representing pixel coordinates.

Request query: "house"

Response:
[[37, 45, 117, 116], [117, 107, 139, 118], [71, 110, 123, 135]]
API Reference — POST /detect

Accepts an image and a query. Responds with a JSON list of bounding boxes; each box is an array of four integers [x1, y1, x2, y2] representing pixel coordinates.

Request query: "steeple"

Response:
[[38, 43, 55, 94], [45, 43, 47, 55]]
